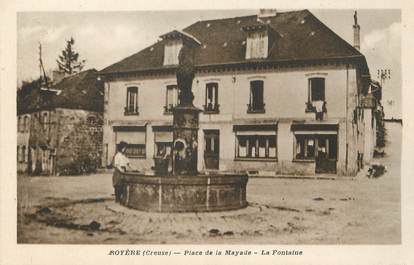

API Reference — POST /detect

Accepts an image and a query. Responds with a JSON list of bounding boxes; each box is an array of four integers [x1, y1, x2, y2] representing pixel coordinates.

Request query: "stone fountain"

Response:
[[118, 46, 248, 212]]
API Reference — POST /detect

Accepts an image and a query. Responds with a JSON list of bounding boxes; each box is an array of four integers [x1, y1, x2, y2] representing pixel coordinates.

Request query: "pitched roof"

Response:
[[101, 10, 366, 75], [17, 69, 104, 115]]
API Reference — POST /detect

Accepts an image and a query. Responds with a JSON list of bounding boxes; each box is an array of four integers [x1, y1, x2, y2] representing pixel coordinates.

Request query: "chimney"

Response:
[[353, 11, 360, 50], [258, 9, 277, 18]]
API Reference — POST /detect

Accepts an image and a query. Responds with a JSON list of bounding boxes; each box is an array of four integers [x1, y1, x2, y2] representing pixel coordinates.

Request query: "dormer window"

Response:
[[161, 30, 201, 66], [246, 30, 268, 59], [242, 24, 270, 60], [163, 39, 183, 66]]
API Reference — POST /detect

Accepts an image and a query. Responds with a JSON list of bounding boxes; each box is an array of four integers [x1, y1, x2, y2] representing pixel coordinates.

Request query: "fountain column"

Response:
[[172, 45, 201, 176]]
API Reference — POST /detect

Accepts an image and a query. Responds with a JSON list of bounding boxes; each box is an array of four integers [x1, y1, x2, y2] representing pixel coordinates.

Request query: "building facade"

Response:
[[100, 9, 380, 176], [17, 69, 104, 175]]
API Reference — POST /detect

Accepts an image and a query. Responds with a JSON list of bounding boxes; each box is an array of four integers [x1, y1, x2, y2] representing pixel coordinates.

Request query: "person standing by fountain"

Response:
[[112, 141, 132, 202]]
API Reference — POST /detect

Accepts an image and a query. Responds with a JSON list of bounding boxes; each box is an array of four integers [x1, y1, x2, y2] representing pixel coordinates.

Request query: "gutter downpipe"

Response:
[[345, 64, 349, 173]]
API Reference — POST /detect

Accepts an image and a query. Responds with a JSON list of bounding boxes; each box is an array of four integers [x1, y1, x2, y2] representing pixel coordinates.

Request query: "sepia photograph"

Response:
[[15, 8, 402, 245]]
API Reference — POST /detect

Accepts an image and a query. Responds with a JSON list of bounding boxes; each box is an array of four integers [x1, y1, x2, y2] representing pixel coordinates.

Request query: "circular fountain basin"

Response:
[[118, 172, 248, 212]]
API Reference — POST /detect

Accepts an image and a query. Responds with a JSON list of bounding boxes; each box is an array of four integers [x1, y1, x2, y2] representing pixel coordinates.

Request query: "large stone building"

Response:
[[99, 9, 381, 176], [17, 69, 104, 175]]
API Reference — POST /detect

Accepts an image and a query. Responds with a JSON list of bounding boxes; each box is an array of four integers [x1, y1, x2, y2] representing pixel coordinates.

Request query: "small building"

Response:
[[99, 9, 381, 176], [17, 69, 104, 175]]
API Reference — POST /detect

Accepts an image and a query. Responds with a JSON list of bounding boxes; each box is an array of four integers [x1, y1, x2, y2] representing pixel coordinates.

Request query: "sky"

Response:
[[17, 9, 401, 118]]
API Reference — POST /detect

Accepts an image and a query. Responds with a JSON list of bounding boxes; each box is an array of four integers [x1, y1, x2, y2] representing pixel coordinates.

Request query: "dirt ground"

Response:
[[17, 122, 401, 244]]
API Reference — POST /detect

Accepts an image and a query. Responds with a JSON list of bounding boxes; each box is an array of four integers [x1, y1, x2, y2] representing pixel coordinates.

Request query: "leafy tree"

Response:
[[56, 37, 85, 75]]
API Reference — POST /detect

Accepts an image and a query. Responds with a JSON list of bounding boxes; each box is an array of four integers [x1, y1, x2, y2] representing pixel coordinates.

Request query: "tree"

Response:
[[56, 37, 85, 75]]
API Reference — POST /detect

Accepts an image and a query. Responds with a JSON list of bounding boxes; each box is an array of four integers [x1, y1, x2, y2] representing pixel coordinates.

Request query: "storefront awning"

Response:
[[233, 119, 278, 131], [113, 122, 147, 132], [291, 121, 338, 133]]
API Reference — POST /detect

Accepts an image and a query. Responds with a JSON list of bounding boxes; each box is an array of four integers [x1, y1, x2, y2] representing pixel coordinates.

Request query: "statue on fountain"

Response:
[[176, 45, 195, 106]]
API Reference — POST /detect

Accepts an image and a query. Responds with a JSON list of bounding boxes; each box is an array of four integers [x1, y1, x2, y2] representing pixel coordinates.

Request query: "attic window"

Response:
[[246, 30, 269, 59], [163, 39, 183, 66]]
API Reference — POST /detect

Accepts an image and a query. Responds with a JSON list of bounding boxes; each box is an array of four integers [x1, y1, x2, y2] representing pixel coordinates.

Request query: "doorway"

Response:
[[315, 135, 337, 174], [204, 130, 219, 170]]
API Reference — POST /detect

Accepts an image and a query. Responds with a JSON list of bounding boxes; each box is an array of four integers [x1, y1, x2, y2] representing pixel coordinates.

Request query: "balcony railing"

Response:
[[305, 101, 327, 113], [164, 104, 175, 115], [124, 106, 139, 116], [305, 101, 327, 120], [247, 103, 265, 113], [203, 103, 220, 114]]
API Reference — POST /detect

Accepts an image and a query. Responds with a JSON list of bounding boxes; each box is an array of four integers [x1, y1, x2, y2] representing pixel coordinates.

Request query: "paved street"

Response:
[[17, 122, 401, 244]]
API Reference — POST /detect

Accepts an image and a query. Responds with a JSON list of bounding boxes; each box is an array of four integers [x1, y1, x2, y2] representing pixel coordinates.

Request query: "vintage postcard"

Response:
[[1, 0, 413, 264]]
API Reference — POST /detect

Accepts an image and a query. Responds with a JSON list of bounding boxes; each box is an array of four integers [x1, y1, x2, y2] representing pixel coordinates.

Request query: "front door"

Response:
[[315, 135, 337, 174], [204, 130, 219, 170]]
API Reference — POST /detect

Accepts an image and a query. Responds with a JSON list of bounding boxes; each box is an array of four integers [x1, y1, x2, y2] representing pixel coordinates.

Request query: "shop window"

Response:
[[124, 144, 146, 157], [247, 80, 265, 113], [204, 82, 219, 113], [125, 86, 139, 115], [236, 135, 276, 159], [153, 129, 173, 158], [164, 85, 178, 114], [294, 135, 337, 161], [115, 128, 146, 158], [295, 135, 316, 160]]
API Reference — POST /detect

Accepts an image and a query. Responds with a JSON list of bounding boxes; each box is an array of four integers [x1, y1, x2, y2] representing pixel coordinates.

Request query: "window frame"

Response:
[[17, 146, 21, 162], [306, 77, 326, 113], [293, 134, 338, 162], [24, 116, 29, 132], [125, 86, 139, 115], [204, 82, 220, 114], [123, 144, 146, 158], [42, 112, 48, 129], [234, 133, 277, 161], [21, 145, 26, 163], [163, 39, 183, 66], [247, 80, 265, 113], [246, 30, 268, 59], [164, 84, 179, 115], [293, 135, 317, 162], [18, 117, 22, 132], [153, 127, 173, 158]]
